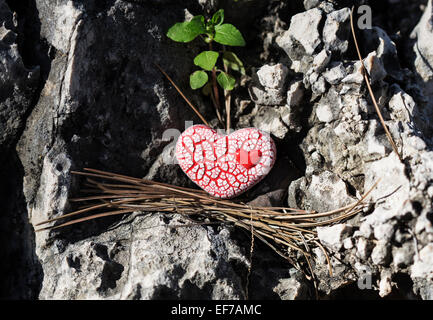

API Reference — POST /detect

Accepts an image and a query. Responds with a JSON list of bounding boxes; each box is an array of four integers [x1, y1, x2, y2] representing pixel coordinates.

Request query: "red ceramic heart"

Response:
[[176, 125, 276, 199]]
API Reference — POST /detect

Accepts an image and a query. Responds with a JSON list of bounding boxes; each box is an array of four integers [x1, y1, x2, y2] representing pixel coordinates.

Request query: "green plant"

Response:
[[166, 9, 246, 130]]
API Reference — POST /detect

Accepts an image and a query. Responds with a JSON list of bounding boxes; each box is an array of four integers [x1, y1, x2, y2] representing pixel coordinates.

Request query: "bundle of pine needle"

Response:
[[35, 168, 378, 268]]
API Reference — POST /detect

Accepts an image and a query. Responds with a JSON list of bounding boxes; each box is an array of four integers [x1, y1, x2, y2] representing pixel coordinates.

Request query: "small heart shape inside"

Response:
[[176, 125, 276, 199]]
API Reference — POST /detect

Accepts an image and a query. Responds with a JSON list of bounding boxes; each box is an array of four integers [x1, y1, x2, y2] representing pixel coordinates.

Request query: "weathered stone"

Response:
[[317, 224, 353, 251], [31, 145, 72, 229], [343, 238, 354, 250], [363, 26, 401, 80], [303, 0, 320, 10], [38, 214, 248, 299], [315, 88, 342, 123], [4, 0, 433, 301], [311, 76, 327, 95], [0, 0, 43, 299], [0, 0, 39, 155], [281, 104, 303, 133], [379, 270, 393, 298], [249, 85, 286, 106], [371, 240, 391, 265], [373, 223, 396, 242], [277, 8, 322, 73], [272, 276, 309, 300], [356, 238, 372, 260], [257, 63, 289, 90], [323, 7, 351, 54], [342, 61, 364, 84], [312, 49, 331, 73], [303, 171, 354, 212], [411, 244, 433, 279], [393, 242, 415, 268], [411, 0, 433, 120], [284, 0, 433, 300], [316, 103, 335, 123], [251, 106, 289, 139], [286, 80, 305, 107], [323, 62, 347, 85], [364, 51, 387, 83], [11, 0, 270, 300]]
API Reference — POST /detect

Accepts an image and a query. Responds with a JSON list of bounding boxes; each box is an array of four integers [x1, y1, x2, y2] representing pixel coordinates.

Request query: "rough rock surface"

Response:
[[2, 0, 433, 300], [0, 0, 39, 154], [38, 214, 248, 299], [412, 0, 433, 113], [280, 0, 433, 299]]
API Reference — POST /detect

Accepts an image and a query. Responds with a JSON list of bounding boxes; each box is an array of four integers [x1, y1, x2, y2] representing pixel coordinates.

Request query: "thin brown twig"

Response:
[[350, 7, 402, 162], [314, 240, 333, 278], [299, 232, 319, 300], [153, 63, 211, 127], [245, 209, 255, 300], [209, 41, 224, 126]]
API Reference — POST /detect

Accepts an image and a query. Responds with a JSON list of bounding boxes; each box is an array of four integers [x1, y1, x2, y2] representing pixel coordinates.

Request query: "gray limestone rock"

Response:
[[363, 51, 387, 83], [371, 240, 391, 266], [257, 63, 289, 90], [362, 26, 401, 80], [0, 0, 39, 155], [248, 105, 289, 140], [37, 214, 248, 299], [312, 49, 331, 73], [311, 75, 327, 96], [0, 0, 42, 299], [3, 0, 433, 301], [322, 7, 351, 55], [323, 62, 347, 85], [393, 242, 415, 268], [248, 85, 287, 106], [277, 8, 323, 73], [317, 223, 353, 252], [356, 237, 372, 260], [316, 103, 335, 123], [292, 170, 355, 213], [284, 2, 433, 299], [249, 64, 289, 107], [411, 0, 433, 106], [286, 80, 305, 108], [8, 0, 285, 300], [411, 244, 433, 280], [303, 0, 321, 10]]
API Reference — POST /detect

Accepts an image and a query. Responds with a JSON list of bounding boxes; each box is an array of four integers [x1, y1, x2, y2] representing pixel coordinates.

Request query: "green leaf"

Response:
[[214, 24, 246, 46], [190, 70, 209, 89], [193, 51, 219, 71], [166, 15, 205, 43], [211, 9, 224, 26], [222, 51, 245, 75], [217, 72, 236, 90]]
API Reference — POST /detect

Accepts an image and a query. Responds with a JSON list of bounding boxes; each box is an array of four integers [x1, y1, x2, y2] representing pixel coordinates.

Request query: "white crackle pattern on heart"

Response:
[[175, 125, 276, 199]]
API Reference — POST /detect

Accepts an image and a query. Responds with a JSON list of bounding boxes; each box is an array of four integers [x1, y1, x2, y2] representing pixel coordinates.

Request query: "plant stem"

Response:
[[225, 92, 231, 134], [209, 41, 223, 127], [210, 90, 224, 126], [222, 45, 231, 134]]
